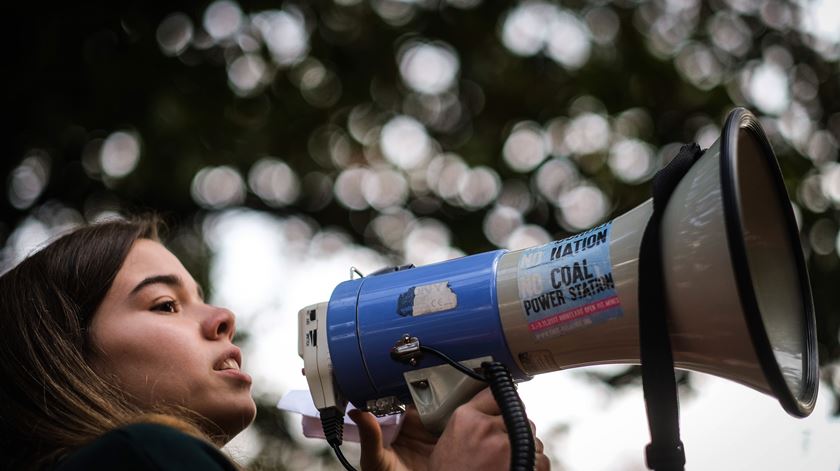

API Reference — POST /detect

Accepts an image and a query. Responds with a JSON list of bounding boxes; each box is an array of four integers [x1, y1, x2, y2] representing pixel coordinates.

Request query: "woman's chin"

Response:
[[211, 398, 258, 443]]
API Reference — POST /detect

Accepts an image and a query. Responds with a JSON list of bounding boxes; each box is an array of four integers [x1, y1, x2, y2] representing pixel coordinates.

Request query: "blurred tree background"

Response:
[[4, 0, 840, 469]]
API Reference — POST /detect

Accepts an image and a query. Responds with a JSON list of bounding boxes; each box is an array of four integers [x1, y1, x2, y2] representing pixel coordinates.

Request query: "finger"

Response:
[[398, 406, 439, 443], [401, 405, 427, 429], [536, 452, 551, 471], [529, 420, 537, 437], [535, 437, 544, 454], [348, 409, 385, 468], [466, 387, 501, 415]]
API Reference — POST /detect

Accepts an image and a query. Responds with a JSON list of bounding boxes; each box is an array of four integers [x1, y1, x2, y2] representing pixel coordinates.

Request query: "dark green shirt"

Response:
[[55, 423, 237, 470]]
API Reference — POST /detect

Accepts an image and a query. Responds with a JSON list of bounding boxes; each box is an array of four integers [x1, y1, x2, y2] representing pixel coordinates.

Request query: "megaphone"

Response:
[[297, 108, 818, 438]]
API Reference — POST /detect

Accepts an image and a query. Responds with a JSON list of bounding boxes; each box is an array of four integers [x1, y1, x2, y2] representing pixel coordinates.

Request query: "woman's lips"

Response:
[[213, 348, 250, 384], [216, 367, 252, 384], [213, 347, 243, 371]]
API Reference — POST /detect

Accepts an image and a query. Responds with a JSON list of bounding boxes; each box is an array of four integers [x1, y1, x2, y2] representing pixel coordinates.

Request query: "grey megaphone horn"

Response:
[[497, 107, 817, 418]]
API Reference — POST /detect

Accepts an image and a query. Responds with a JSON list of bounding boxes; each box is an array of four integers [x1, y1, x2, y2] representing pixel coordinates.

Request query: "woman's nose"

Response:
[[203, 306, 236, 341]]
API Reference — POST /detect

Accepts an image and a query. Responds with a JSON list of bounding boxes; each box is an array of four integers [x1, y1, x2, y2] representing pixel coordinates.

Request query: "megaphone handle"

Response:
[[639, 143, 703, 471]]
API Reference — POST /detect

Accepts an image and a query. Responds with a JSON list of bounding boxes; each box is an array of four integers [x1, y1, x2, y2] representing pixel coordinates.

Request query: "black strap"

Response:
[[638, 143, 703, 471]]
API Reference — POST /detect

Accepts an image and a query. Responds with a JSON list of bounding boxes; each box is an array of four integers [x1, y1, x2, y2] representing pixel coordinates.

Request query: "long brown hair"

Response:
[[0, 218, 210, 469]]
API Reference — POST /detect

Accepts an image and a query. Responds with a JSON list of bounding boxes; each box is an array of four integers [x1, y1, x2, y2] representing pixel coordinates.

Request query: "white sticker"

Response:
[[517, 221, 622, 339], [397, 281, 458, 316]]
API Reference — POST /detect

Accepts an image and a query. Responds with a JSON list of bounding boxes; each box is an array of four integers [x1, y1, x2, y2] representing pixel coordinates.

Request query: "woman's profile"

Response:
[[0, 217, 549, 470]]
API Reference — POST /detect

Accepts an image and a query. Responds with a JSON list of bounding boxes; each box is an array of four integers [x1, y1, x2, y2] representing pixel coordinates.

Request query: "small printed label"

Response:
[[517, 222, 622, 339], [518, 350, 559, 374], [397, 282, 458, 317]]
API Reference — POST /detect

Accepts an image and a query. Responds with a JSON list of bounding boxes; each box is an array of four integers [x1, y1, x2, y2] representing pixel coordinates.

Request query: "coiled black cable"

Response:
[[419, 345, 536, 471], [482, 361, 536, 471]]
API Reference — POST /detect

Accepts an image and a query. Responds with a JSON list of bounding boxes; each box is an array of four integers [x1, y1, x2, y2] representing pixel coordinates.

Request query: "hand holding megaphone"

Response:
[[349, 388, 550, 471]]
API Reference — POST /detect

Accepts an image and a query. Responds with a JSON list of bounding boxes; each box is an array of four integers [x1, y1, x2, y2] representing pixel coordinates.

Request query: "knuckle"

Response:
[[489, 436, 510, 457], [447, 406, 471, 430], [450, 404, 472, 422], [474, 417, 495, 437]]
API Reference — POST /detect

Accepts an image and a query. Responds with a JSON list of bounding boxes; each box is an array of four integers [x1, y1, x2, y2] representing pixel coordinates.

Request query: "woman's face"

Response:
[[89, 239, 256, 441]]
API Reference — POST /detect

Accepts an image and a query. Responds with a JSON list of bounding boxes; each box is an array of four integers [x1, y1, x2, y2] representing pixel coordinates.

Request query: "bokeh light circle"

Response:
[[156, 13, 194, 56], [334, 167, 370, 210], [506, 224, 551, 250], [253, 9, 310, 66], [608, 139, 655, 184], [248, 158, 300, 207], [545, 10, 592, 70], [362, 168, 409, 210], [558, 183, 608, 230], [8, 151, 50, 210], [483, 205, 523, 247], [399, 41, 460, 95], [503, 122, 547, 173], [535, 158, 579, 204], [100, 131, 141, 178], [744, 61, 790, 115], [809, 218, 837, 256], [500, 2, 553, 56], [798, 173, 830, 213], [821, 162, 840, 204], [228, 54, 267, 95], [458, 166, 501, 209], [381, 116, 432, 170], [203, 0, 243, 41], [427, 153, 468, 202], [564, 113, 610, 155], [191, 165, 247, 209], [403, 218, 458, 265], [369, 209, 415, 251]]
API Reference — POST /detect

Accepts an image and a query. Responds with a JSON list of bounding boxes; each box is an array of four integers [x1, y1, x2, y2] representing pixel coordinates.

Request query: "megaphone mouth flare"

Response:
[[717, 108, 818, 417]]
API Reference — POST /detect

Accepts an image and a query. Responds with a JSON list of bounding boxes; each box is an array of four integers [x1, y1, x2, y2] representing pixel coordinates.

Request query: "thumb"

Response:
[[348, 409, 386, 470]]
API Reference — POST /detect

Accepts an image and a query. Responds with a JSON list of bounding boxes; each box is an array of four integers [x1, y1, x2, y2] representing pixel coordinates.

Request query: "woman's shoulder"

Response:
[[55, 423, 237, 470]]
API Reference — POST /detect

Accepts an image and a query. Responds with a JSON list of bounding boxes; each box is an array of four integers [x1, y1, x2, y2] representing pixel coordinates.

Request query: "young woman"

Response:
[[0, 218, 550, 470]]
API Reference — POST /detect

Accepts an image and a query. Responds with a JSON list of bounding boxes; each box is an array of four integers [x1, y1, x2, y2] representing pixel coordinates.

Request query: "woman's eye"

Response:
[[152, 300, 179, 313]]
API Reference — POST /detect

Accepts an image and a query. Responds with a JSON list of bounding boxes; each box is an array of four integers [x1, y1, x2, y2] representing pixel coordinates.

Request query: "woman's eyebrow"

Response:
[[130, 274, 205, 300]]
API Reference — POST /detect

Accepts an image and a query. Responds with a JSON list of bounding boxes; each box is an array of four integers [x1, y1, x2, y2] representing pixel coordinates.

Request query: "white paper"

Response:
[[277, 390, 405, 446]]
